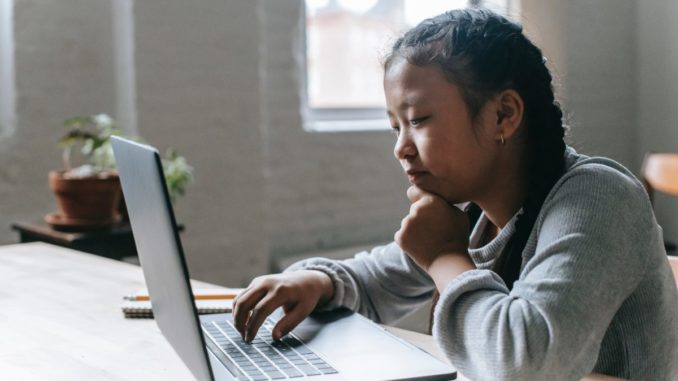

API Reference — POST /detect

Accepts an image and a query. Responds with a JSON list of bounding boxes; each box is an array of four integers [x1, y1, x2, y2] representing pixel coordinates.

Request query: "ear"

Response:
[[493, 89, 524, 142]]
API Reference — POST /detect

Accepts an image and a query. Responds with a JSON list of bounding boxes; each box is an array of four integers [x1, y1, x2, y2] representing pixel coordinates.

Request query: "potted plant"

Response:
[[48, 114, 193, 230]]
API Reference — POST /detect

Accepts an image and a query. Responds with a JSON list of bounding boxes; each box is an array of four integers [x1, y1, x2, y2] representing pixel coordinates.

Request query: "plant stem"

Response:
[[62, 146, 71, 171]]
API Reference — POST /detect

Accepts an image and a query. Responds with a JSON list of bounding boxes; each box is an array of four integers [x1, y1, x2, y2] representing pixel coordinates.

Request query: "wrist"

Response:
[[427, 252, 475, 291], [306, 270, 335, 306]]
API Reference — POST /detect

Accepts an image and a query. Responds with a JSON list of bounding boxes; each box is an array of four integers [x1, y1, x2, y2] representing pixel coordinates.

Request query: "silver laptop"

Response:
[[111, 136, 456, 381]]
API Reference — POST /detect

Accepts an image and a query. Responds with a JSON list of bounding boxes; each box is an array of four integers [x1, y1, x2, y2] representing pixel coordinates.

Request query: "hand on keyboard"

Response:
[[232, 270, 334, 343]]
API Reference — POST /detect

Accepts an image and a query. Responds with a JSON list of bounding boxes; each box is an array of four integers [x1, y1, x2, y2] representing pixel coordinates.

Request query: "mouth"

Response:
[[405, 169, 428, 184]]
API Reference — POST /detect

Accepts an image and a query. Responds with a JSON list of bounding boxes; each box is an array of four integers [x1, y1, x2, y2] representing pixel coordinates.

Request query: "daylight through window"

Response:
[[304, 0, 518, 131]]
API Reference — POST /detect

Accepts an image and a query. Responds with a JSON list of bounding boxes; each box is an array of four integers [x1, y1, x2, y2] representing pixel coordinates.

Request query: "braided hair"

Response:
[[384, 9, 567, 289]]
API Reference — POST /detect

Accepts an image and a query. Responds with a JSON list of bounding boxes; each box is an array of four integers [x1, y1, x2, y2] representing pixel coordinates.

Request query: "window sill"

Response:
[[304, 118, 390, 133]]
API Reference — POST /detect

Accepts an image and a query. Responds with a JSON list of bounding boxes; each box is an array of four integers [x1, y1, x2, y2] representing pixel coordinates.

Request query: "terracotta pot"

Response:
[[118, 193, 129, 221], [48, 170, 122, 227]]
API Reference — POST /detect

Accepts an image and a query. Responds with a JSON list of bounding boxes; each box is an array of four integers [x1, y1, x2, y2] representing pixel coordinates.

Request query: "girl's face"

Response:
[[384, 58, 502, 204]]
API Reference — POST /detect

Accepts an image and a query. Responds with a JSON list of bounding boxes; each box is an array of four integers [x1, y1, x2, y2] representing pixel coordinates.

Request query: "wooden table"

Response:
[[0, 243, 625, 381]]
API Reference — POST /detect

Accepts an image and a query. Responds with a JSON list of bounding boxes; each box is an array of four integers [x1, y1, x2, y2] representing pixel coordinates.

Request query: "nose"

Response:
[[393, 129, 416, 161]]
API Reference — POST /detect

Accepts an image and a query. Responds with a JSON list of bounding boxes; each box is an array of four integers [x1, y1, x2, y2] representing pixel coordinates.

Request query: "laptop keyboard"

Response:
[[201, 318, 338, 380]]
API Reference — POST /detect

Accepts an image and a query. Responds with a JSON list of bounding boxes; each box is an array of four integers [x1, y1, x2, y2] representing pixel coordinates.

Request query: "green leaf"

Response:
[[63, 116, 93, 129], [58, 130, 97, 147]]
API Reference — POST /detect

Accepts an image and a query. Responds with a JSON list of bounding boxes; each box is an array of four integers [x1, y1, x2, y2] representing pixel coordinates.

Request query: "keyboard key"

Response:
[[282, 368, 304, 378], [234, 358, 252, 366], [268, 370, 286, 379], [296, 364, 320, 375], [318, 366, 338, 375]]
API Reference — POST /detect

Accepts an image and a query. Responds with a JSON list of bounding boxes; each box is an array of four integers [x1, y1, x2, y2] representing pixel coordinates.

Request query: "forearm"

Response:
[[285, 242, 436, 323]]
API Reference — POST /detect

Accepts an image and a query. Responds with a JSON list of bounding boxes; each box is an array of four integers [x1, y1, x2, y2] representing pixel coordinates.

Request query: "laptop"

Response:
[[111, 136, 456, 381]]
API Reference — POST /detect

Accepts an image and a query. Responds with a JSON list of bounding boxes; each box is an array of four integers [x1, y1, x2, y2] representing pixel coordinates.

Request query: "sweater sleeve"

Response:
[[433, 163, 653, 380], [284, 242, 436, 325]]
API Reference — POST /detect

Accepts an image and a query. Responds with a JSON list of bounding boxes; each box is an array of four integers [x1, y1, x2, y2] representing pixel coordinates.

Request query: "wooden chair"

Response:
[[668, 256, 678, 289], [640, 153, 678, 203], [640, 153, 678, 254]]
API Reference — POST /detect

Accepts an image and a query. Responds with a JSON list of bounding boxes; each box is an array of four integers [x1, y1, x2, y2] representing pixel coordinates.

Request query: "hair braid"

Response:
[[491, 37, 566, 288]]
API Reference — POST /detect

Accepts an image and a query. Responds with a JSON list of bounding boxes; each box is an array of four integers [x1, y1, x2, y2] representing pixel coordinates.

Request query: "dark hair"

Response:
[[385, 9, 567, 289]]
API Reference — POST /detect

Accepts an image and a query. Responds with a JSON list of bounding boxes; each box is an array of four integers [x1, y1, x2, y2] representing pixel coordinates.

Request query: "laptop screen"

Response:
[[112, 136, 214, 381]]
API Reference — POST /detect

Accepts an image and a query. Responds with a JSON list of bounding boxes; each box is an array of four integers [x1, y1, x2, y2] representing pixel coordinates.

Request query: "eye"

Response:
[[410, 116, 429, 126], [390, 125, 400, 136]]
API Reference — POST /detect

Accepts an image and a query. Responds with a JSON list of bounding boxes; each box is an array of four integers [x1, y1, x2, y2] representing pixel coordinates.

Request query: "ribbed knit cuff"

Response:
[[284, 261, 345, 311]]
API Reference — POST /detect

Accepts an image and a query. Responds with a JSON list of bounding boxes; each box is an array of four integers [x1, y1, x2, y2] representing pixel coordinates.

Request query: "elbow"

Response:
[[488, 308, 554, 379], [438, 302, 556, 380]]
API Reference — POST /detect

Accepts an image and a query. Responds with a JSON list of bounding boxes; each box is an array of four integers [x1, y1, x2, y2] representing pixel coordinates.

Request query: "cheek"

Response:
[[420, 139, 460, 174], [414, 136, 440, 163], [425, 135, 489, 178], [470, 111, 498, 143]]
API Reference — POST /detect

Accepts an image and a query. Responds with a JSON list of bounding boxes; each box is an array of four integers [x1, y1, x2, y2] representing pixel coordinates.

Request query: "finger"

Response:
[[245, 293, 286, 342], [232, 285, 259, 328], [232, 287, 267, 339], [271, 303, 310, 341], [406, 185, 428, 203], [409, 201, 420, 217], [232, 284, 256, 311], [394, 216, 411, 247]]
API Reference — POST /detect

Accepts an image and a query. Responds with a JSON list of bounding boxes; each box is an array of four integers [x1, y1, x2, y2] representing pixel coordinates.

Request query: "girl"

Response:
[[233, 9, 678, 380]]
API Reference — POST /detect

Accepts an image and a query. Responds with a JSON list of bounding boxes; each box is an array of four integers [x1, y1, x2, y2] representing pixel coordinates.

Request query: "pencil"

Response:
[[125, 293, 238, 301]]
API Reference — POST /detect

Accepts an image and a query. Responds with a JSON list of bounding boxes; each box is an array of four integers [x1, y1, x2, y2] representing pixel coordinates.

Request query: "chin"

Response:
[[422, 187, 460, 204], [416, 180, 468, 204], [436, 189, 469, 206]]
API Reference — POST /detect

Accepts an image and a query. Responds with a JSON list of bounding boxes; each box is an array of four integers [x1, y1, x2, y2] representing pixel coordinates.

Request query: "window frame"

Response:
[[300, 0, 518, 133], [300, 3, 390, 132], [0, 0, 16, 138]]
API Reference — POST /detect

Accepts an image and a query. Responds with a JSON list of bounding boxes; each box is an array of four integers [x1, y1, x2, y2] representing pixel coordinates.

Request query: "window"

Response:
[[0, 0, 15, 138], [303, 0, 518, 132]]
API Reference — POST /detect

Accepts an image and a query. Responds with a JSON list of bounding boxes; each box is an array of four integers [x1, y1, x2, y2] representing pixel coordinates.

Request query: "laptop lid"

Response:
[[112, 136, 214, 381]]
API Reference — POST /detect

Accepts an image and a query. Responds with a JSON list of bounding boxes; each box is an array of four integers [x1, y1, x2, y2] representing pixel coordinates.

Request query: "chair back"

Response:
[[641, 153, 678, 202], [668, 256, 678, 289]]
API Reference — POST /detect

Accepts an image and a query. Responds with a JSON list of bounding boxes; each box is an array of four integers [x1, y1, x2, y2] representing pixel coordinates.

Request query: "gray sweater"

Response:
[[287, 148, 678, 380]]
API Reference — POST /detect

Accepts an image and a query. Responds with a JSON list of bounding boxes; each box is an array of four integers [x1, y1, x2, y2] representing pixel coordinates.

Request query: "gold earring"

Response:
[[500, 134, 505, 145]]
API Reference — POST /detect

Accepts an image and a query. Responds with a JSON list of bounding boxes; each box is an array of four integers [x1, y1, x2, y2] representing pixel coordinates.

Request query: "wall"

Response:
[[522, 0, 637, 171], [565, 0, 637, 170], [520, 0, 568, 101], [132, 0, 269, 285]]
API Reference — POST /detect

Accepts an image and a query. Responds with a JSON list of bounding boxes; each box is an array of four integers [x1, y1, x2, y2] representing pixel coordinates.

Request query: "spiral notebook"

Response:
[[122, 288, 243, 319]]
